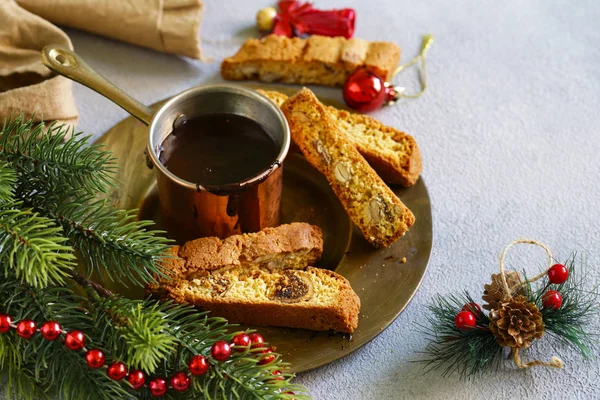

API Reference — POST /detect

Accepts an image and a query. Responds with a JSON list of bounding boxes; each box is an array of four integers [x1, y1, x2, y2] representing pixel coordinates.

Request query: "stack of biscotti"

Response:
[[280, 89, 416, 248], [150, 223, 361, 333], [257, 89, 422, 186], [221, 34, 400, 86]]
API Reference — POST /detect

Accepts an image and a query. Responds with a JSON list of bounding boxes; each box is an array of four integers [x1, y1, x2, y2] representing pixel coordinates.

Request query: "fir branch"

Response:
[[0, 202, 76, 288], [529, 255, 600, 358], [418, 291, 503, 380], [0, 115, 116, 196], [0, 162, 16, 203]]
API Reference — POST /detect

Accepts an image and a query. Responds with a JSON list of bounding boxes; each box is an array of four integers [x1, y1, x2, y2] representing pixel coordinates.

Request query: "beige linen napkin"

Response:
[[17, 0, 204, 59], [0, 1, 78, 125]]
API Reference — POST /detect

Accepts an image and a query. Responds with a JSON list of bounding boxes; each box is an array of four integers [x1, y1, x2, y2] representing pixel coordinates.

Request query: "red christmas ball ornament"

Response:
[[248, 333, 264, 348], [16, 320, 36, 339], [232, 333, 251, 350], [107, 361, 128, 381], [548, 264, 569, 284], [149, 377, 168, 397], [65, 330, 85, 350], [258, 349, 276, 365], [170, 372, 191, 392], [211, 341, 232, 362], [0, 314, 13, 333], [85, 349, 105, 369], [343, 69, 396, 112], [543, 290, 563, 310], [188, 354, 209, 376], [127, 370, 146, 390], [40, 321, 62, 340], [462, 303, 482, 316], [454, 311, 477, 330]]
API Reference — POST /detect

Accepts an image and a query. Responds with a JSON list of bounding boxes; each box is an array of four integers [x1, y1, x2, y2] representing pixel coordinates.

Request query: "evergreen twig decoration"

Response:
[[420, 240, 599, 380], [0, 115, 309, 399]]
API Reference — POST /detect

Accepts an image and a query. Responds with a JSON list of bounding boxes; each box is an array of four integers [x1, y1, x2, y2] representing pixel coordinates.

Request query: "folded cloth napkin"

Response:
[[0, 0, 78, 126], [16, 0, 204, 59]]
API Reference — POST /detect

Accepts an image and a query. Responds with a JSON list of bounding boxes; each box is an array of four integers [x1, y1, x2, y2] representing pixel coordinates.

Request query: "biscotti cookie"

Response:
[[258, 89, 422, 186], [159, 223, 323, 280], [158, 266, 360, 333], [280, 88, 415, 248], [221, 34, 400, 87]]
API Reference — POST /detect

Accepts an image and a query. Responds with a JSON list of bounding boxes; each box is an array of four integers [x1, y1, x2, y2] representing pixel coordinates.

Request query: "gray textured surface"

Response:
[[11, 0, 600, 398]]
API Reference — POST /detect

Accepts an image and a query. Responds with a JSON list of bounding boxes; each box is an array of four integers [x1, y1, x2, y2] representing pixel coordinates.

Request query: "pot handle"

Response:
[[41, 45, 154, 126]]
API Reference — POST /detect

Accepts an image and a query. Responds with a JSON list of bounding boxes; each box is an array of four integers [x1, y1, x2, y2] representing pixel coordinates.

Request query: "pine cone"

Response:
[[488, 295, 544, 349], [482, 271, 523, 310]]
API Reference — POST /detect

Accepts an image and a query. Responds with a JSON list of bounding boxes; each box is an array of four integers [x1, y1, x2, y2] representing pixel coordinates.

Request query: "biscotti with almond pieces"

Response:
[[157, 266, 360, 333], [158, 223, 323, 281], [221, 34, 400, 87], [257, 89, 422, 186], [280, 88, 415, 248]]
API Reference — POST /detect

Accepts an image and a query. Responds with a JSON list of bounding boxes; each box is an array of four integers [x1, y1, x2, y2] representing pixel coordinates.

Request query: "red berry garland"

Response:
[[543, 290, 563, 310], [211, 341, 232, 361], [548, 264, 569, 284], [188, 354, 209, 376], [170, 372, 191, 392], [149, 377, 168, 397], [0, 314, 12, 333], [85, 349, 106, 369], [107, 361, 128, 381], [16, 320, 36, 339], [454, 311, 477, 330], [65, 330, 85, 350], [0, 314, 280, 396], [127, 370, 146, 389]]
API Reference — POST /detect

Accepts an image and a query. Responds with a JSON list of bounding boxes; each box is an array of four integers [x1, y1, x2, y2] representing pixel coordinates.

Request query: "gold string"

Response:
[[513, 348, 564, 369], [390, 34, 434, 99], [498, 239, 554, 298]]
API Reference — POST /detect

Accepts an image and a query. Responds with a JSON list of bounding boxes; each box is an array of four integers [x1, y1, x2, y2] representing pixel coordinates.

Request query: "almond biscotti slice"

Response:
[[221, 34, 400, 87], [159, 267, 360, 333], [160, 223, 323, 281], [258, 89, 422, 186], [280, 89, 415, 248]]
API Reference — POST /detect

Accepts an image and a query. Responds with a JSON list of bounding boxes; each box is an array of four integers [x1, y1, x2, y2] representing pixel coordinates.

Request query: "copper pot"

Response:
[[42, 46, 290, 243]]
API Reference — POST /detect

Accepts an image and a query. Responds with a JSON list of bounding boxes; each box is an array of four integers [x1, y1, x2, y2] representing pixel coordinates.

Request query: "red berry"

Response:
[[16, 320, 36, 339], [170, 372, 191, 392], [232, 333, 251, 350], [462, 303, 482, 315], [343, 69, 390, 112], [188, 354, 209, 376], [548, 264, 569, 284], [107, 362, 128, 381], [149, 377, 167, 397], [85, 349, 105, 369], [0, 314, 13, 333], [127, 370, 146, 390], [543, 290, 563, 310], [248, 333, 264, 348], [258, 349, 276, 365], [40, 321, 62, 340], [271, 370, 284, 381], [65, 330, 85, 350], [454, 311, 476, 330], [211, 341, 231, 361]]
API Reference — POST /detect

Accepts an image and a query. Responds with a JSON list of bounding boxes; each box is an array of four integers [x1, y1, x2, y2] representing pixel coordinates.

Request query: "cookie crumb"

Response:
[[401, 257, 407, 263]]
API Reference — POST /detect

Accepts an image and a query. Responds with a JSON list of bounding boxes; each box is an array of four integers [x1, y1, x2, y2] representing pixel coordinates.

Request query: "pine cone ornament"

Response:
[[482, 271, 523, 310], [488, 295, 544, 349]]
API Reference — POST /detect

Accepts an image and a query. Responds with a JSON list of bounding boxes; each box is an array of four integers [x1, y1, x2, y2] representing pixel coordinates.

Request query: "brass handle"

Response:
[[41, 45, 154, 125]]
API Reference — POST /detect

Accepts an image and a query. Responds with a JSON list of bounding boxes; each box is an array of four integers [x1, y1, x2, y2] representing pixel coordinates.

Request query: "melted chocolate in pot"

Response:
[[159, 114, 279, 186]]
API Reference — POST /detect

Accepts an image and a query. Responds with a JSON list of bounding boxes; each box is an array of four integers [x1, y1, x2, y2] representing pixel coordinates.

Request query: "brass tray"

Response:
[[95, 95, 432, 373]]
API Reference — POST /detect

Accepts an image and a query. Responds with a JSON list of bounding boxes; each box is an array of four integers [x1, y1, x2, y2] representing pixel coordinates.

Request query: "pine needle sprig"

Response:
[[0, 162, 16, 202], [530, 256, 600, 358], [418, 291, 503, 380], [0, 202, 76, 288], [0, 115, 116, 195]]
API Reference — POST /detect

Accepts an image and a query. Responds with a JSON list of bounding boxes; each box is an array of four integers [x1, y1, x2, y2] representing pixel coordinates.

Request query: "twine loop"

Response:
[[390, 35, 434, 99]]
